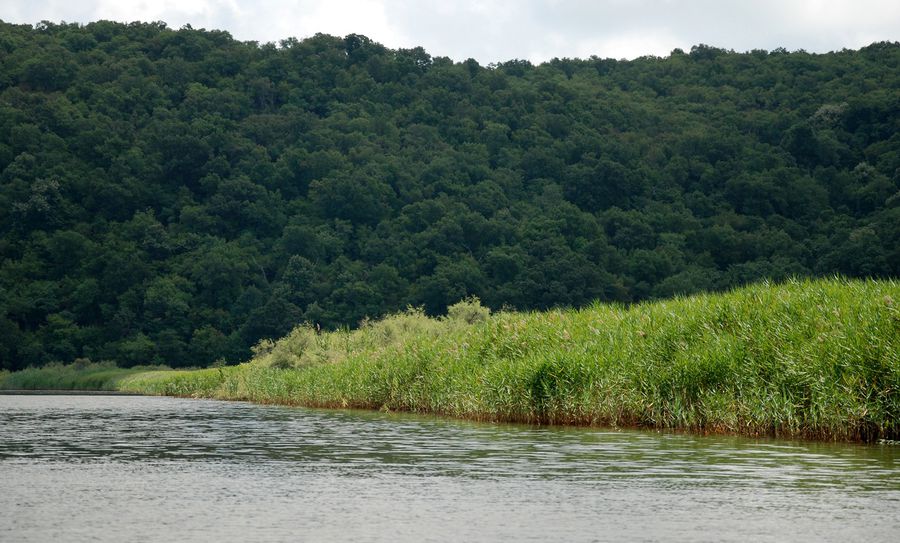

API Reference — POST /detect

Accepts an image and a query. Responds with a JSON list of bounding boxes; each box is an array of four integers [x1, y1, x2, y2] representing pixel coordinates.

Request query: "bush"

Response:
[[446, 297, 490, 325]]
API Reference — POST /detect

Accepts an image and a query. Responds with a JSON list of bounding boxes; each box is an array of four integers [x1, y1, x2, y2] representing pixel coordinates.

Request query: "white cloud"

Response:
[[93, 0, 217, 20], [577, 32, 684, 61], [292, 1, 400, 43], [1, 0, 898, 63]]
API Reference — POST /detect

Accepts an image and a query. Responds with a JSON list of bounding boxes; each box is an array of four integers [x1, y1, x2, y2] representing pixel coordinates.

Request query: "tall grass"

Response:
[[4, 279, 898, 442], [0, 361, 169, 391]]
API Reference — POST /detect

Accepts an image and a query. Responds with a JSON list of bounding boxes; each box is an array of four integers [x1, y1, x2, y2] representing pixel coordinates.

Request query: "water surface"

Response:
[[1, 395, 897, 542]]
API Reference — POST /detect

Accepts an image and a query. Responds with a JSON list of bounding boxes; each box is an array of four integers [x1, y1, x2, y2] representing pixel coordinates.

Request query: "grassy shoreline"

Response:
[[3, 278, 898, 442], [0, 363, 164, 391]]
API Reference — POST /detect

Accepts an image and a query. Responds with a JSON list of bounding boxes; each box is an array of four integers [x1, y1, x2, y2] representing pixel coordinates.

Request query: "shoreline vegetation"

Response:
[[2, 278, 898, 443]]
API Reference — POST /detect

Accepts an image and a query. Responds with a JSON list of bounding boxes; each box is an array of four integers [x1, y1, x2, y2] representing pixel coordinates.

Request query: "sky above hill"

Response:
[[3, 0, 899, 63]]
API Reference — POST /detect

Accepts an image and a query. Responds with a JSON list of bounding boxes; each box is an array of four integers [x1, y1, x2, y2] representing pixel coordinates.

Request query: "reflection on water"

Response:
[[1, 395, 897, 542]]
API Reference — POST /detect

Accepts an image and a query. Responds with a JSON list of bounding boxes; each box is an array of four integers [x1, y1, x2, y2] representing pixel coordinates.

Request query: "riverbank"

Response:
[[2, 278, 898, 442]]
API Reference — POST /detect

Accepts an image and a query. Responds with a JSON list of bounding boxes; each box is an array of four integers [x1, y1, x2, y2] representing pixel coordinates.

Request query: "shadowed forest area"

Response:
[[0, 21, 897, 370]]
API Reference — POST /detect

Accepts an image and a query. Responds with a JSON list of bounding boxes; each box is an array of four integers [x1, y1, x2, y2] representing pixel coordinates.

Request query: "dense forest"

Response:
[[0, 20, 897, 370]]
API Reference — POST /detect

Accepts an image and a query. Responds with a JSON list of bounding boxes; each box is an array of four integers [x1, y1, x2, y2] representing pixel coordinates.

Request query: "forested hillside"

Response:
[[0, 20, 897, 370]]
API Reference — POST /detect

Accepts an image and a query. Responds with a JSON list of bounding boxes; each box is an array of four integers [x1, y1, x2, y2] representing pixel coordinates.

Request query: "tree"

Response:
[[0, 21, 897, 369]]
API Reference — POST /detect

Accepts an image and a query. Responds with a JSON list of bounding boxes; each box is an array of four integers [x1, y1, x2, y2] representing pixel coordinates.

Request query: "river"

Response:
[[0, 394, 897, 542]]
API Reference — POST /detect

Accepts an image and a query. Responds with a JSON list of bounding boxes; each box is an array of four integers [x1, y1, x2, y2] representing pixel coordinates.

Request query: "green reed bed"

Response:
[[139, 278, 900, 441], [4, 278, 898, 442], [0, 361, 168, 391]]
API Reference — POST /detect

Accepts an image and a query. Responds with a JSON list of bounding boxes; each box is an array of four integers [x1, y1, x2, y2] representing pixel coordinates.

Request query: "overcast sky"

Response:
[[2, 1, 899, 63]]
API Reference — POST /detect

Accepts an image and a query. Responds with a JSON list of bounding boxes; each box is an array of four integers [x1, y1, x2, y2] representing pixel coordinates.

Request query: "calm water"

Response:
[[0, 395, 897, 542]]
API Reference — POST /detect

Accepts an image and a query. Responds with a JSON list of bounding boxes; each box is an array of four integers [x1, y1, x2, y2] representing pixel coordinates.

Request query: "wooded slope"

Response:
[[0, 21, 897, 369]]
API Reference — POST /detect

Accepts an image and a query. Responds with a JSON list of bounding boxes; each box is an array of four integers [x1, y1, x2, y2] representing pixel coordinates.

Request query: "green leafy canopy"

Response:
[[0, 21, 897, 369]]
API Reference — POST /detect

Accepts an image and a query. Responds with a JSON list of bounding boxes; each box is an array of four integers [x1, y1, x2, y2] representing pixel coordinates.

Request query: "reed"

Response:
[[3, 278, 898, 442], [0, 360, 168, 391]]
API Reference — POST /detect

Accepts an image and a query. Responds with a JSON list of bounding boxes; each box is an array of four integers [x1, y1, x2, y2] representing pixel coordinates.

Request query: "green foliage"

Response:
[[0, 21, 898, 370], [0, 360, 169, 390], [11, 279, 896, 442], [252, 306, 453, 370], [446, 297, 491, 324], [249, 298, 489, 370]]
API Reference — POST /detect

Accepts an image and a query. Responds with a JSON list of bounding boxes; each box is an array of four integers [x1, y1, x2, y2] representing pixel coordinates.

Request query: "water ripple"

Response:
[[1, 395, 897, 542]]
